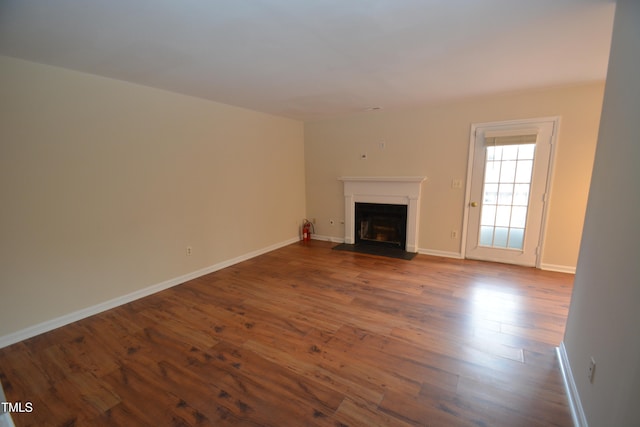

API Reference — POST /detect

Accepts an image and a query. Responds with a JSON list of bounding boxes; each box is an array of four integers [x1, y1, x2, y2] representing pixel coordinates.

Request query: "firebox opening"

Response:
[[355, 202, 408, 250]]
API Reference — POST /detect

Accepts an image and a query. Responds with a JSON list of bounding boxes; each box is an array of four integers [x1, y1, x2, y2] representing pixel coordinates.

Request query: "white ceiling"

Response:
[[0, 0, 616, 121]]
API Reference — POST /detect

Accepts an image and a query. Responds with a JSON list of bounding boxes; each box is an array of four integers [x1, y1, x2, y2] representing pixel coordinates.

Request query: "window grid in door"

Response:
[[479, 144, 535, 250]]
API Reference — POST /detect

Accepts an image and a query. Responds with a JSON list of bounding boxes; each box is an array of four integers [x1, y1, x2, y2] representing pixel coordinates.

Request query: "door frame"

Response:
[[461, 116, 560, 268]]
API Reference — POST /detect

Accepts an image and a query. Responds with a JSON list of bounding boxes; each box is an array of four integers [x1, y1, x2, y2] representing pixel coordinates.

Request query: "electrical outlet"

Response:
[[186, 246, 192, 256], [451, 230, 458, 239], [452, 179, 463, 189], [588, 357, 596, 383]]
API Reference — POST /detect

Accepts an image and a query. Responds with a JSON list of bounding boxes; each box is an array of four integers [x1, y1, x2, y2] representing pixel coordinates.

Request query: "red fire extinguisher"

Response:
[[302, 219, 314, 242]]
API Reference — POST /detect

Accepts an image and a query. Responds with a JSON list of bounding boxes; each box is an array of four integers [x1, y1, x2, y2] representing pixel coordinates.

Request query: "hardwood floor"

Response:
[[0, 241, 575, 426]]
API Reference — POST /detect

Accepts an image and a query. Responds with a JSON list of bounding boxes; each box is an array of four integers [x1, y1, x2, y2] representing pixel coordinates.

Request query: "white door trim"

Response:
[[461, 116, 560, 267]]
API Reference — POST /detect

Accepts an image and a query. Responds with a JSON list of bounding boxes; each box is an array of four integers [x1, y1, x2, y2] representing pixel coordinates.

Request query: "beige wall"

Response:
[[304, 83, 604, 269], [564, 0, 640, 425], [0, 56, 305, 338]]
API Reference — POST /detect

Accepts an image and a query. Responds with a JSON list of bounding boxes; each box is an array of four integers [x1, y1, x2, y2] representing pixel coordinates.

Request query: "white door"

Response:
[[464, 118, 556, 266]]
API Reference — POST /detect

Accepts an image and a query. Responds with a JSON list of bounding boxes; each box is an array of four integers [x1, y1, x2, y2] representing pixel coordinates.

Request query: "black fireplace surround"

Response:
[[355, 202, 408, 250]]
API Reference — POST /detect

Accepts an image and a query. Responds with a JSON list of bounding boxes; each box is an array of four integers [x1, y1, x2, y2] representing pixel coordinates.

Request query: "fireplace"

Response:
[[339, 176, 426, 253], [355, 203, 407, 249]]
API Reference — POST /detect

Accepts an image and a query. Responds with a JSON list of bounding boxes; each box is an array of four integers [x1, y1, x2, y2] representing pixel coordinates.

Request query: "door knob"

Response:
[[470, 201, 478, 207]]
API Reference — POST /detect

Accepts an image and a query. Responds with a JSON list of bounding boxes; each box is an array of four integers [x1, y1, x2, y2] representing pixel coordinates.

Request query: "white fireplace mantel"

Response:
[[339, 176, 427, 253]]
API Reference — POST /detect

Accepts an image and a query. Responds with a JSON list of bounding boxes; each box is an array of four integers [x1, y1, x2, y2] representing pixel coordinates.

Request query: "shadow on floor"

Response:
[[332, 243, 417, 260]]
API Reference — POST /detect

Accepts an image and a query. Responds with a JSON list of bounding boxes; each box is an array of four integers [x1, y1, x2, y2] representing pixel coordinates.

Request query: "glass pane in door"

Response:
[[478, 143, 535, 250]]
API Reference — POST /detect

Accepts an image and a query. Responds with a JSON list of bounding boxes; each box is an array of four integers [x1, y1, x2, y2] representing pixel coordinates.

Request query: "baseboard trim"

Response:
[[541, 263, 576, 274], [0, 381, 15, 427], [0, 237, 299, 349], [557, 342, 588, 427], [311, 234, 345, 243], [418, 248, 464, 259], [0, 413, 15, 427]]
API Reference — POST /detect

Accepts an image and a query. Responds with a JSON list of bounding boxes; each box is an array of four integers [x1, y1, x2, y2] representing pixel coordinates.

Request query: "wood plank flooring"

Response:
[[0, 241, 575, 426]]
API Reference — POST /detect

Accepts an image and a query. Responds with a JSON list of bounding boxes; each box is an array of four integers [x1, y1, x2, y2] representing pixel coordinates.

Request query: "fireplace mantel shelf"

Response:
[[339, 176, 427, 183]]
